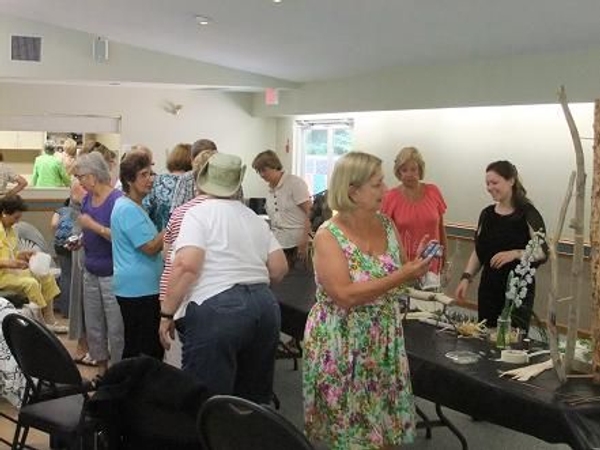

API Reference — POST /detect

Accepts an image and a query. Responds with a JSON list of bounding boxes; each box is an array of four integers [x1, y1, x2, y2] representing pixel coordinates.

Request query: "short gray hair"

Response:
[[73, 152, 111, 184]]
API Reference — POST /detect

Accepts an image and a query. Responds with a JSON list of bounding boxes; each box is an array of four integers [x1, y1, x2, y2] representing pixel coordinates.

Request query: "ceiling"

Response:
[[3, 0, 600, 83]]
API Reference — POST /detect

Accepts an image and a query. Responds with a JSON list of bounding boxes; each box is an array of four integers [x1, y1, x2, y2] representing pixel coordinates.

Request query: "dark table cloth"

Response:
[[404, 321, 600, 450], [270, 267, 600, 450]]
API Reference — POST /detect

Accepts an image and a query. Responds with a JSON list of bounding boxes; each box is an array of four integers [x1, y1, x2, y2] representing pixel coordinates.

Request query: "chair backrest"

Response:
[[2, 313, 82, 389], [197, 395, 314, 450]]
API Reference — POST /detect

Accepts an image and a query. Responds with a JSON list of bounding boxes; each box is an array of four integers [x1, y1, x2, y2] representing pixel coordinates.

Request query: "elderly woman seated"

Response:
[[0, 195, 65, 332]]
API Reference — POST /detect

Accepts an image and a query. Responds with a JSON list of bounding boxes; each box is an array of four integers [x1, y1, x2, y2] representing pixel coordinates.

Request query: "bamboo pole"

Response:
[[558, 86, 587, 373], [547, 172, 576, 382], [591, 100, 600, 383]]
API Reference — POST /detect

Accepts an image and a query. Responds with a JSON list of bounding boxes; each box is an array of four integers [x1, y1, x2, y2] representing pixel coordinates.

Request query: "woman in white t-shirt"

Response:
[[159, 153, 288, 404], [252, 150, 312, 267]]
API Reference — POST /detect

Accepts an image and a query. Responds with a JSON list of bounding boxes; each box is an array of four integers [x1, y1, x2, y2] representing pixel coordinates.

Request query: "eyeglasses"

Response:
[[137, 170, 156, 179], [74, 173, 90, 181]]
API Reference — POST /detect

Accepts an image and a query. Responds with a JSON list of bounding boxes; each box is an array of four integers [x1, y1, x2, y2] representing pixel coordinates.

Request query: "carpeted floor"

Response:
[[272, 357, 571, 450]]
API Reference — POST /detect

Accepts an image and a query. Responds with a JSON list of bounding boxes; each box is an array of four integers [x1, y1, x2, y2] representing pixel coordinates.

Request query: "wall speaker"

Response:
[[93, 37, 109, 62]]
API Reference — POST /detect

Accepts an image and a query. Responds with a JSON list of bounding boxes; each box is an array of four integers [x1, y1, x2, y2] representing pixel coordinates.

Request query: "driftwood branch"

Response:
[[591, 100, 600, 383], [547, 171, 576, 382], [558, 86, 587, 373]]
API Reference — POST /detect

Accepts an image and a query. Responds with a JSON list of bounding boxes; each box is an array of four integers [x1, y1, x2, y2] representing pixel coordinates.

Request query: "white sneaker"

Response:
[[46, 322, 68, 334]]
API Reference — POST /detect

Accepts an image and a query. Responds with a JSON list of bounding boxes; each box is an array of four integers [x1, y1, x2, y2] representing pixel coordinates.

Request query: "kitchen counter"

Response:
[[19, 186, 70, 202]]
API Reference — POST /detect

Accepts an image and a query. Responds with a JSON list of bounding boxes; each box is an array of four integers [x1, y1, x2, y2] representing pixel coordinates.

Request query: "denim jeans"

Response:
[[180, 283, 281, 404]]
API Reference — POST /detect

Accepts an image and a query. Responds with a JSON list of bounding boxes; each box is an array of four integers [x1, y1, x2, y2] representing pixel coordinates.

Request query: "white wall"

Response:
[[0, 83, 277, 197], [287, 103, 594, 238]]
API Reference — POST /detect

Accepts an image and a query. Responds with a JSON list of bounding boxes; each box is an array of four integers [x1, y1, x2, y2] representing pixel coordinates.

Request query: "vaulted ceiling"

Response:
[[4, 0, 600, 83]]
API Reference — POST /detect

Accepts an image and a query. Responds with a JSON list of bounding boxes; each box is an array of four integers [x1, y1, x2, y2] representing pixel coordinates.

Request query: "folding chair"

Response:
[[198, 395, 314, 450], [2, 313, 97, 450]]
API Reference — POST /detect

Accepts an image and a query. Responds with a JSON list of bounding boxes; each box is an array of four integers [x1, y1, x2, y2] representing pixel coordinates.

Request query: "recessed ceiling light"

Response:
[[273, 0, 283, 3], [195, 15, 212, 26]]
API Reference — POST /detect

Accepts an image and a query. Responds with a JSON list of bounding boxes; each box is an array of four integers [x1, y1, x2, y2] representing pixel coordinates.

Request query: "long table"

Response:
[[405, 320, 600, 449], [270, 267, 600, 450]]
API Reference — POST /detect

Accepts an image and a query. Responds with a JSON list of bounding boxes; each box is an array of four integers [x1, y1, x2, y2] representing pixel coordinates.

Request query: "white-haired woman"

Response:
[[303, 151, 433, 450], [72, 152, 124, 374], [159, 153, 288, 403]]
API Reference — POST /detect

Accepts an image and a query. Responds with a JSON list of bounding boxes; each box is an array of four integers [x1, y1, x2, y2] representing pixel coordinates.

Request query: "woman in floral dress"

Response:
[[303, 152, 433, 450]]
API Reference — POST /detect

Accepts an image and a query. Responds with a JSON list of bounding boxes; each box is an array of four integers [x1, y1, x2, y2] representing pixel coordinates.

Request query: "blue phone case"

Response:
[[421, 241, 442, 258]]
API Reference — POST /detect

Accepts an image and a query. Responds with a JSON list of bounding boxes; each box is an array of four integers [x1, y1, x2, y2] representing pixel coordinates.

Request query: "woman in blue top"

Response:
[[111, 152, 165, 360]]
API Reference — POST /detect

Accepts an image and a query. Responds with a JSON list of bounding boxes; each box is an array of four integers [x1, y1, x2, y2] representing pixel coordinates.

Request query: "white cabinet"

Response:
[[17, 132, 44, 149], [0, 131, 18, 148], [0, 131, 44, 150]]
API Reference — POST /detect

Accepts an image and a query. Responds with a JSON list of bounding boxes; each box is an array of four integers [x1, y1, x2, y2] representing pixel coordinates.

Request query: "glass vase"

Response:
[[496, 316, 512, 349]]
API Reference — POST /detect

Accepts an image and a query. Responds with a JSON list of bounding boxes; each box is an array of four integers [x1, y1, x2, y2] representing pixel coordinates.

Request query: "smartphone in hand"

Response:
[[64, 234, 82, 248], [420, 240, 443, 259]]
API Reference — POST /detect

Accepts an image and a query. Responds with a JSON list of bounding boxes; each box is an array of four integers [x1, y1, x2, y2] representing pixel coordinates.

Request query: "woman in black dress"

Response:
[[455, 161, 547, 330]]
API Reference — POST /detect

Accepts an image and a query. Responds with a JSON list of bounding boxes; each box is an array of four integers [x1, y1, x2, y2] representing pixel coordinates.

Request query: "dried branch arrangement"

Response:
[[591, 100, 600, 382], [552, 86, 587, 378]]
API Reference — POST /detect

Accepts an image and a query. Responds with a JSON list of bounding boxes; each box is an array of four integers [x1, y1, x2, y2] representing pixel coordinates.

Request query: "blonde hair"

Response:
[[63, 138, 78, 157], [167, 143, 192, 172], [328, 152, 382, 212], [192, 149, 218, 179], [80, 141, 117, 165], [394, 146, 425, 181]]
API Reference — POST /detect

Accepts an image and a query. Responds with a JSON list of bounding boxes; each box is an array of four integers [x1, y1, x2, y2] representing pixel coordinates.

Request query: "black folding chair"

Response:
[[2, 313, 97, 450], [197, 395, 314, 450]]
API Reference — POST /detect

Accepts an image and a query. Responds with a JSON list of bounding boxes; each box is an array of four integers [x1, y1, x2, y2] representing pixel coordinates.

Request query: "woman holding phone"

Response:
[[303, 151, 432, 450]]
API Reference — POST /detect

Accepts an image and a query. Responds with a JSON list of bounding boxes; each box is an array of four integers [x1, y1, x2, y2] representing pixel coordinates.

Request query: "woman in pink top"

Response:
[[381, 146, 447, 274]]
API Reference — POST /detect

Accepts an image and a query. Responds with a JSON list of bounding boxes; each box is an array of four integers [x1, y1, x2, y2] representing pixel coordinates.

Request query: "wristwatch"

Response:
[[460, 272, 473, 282]]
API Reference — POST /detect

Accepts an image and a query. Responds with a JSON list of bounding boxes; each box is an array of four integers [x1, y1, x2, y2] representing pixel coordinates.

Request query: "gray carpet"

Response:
[[272, 358, 571, 450]]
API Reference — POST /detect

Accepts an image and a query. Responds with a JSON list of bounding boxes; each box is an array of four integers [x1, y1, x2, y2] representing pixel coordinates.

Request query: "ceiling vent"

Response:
[[11, 35, 42, 62]]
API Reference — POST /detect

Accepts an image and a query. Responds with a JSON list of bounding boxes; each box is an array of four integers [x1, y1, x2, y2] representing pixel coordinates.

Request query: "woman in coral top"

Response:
[[381, 146, 447, 275]]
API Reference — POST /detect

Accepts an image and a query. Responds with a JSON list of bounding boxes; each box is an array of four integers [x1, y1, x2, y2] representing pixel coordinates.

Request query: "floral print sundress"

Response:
[[303, 215, 416, 450]]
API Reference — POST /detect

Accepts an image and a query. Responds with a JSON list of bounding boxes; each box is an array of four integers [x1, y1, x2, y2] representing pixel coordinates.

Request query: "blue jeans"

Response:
[[180, 283, 281, 404]]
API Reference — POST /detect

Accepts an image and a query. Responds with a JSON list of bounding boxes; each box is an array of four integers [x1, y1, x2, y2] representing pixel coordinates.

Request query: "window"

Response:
[[295, 119, 354, 195]]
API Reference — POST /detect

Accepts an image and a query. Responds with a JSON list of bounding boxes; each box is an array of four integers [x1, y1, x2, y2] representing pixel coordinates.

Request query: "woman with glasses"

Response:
[[71, 152, 124, 374], [111, 152, 165, 360], [68, 142, 118, 365]]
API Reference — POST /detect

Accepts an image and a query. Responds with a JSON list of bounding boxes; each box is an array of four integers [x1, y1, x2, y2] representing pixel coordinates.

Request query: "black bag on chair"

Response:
[[88, 355, 210, 450]]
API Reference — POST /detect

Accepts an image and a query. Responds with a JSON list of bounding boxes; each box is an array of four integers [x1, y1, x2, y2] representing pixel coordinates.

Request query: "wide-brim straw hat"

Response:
[[196, 153, 246, 198]]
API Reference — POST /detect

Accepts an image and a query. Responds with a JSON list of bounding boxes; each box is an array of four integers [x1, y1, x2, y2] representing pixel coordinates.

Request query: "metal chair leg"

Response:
[[416, 405, 433, 439]]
